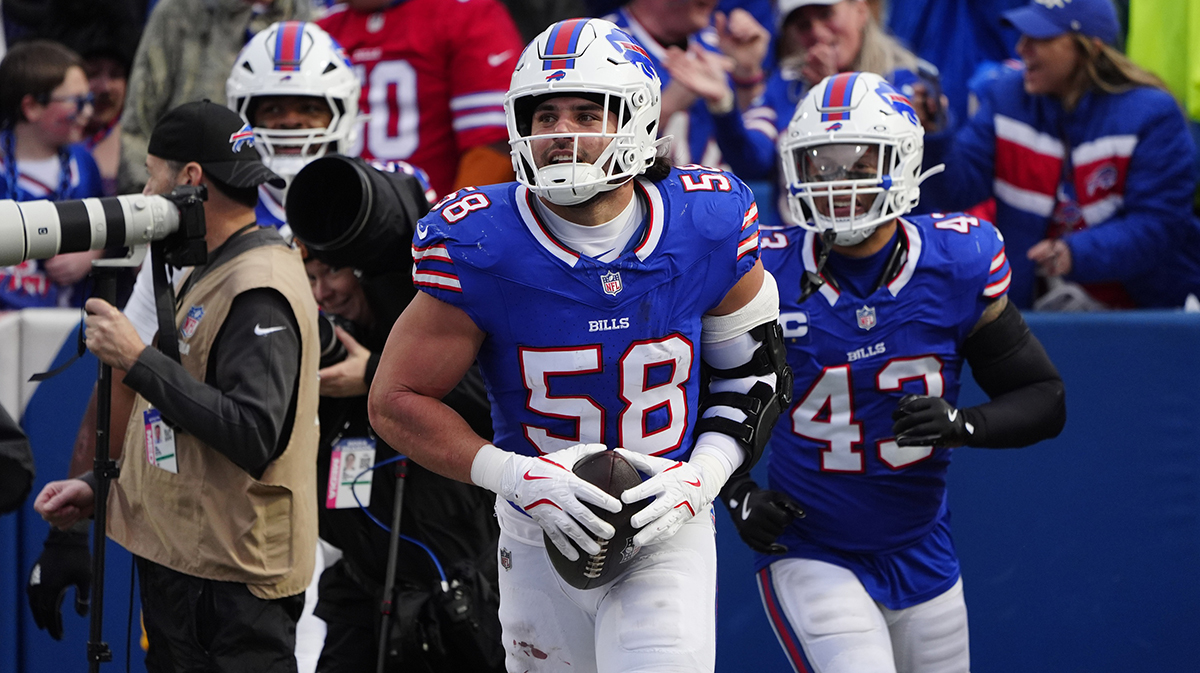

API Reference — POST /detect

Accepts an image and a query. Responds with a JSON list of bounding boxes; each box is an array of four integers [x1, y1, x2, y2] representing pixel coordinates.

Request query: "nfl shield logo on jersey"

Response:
[[601, 271, 623, 296], [856, 305, 877, 331], [500, 547, 512, 571], [181, 305, 205, 339]]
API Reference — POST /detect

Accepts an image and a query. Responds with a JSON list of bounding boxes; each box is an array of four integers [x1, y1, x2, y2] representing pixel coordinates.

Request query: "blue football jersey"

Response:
[[762, 214, 1010, 560], [412, 168, 760, 460]]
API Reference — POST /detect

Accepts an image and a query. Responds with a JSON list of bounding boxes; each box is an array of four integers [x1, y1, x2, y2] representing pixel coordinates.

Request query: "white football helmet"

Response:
[[226, 21, 360, 183], [781, 71, 941, 246], [505, 18, 667, 206]]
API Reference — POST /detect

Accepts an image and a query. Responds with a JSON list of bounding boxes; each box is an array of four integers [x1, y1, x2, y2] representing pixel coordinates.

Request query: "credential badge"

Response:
[[601, 270, 623, 297], [181, 305, 205, 340], [856, 305, 877, 331], [500, 547, 512, 571]]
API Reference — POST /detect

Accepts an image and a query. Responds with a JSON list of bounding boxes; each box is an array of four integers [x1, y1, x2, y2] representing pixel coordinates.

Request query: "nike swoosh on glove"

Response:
[[490, 443, 622, 562], [27, 527, 91, 640], [721, 475, 804, 554], [891, 394, 973, 448], [615, 449, 726, 547]]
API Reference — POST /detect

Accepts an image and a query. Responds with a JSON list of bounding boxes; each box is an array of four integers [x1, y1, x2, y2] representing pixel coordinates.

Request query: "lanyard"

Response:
[[2, 128, 72, 201]]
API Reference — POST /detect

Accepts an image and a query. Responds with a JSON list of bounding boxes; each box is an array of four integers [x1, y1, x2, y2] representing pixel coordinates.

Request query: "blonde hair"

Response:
[[853, 20, 920, 76], [1060, 35, 1172, 110], [780, 3, 920, 83]]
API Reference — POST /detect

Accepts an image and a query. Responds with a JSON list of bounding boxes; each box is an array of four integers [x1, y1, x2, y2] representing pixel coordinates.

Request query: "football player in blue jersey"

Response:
[[720, 71, 1066, 673], [369, 17, 792, 673]]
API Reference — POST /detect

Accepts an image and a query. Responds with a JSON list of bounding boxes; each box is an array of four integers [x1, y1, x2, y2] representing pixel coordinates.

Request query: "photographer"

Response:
[[33, 99, 320, 671], [297, 172, 503, 673]]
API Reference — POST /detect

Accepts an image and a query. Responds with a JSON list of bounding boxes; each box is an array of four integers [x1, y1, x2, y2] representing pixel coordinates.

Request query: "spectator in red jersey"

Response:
[[318, 0, 524, 196]]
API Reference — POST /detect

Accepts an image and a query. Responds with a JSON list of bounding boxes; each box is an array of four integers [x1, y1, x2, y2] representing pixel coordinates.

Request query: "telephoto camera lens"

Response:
[[318, 313, 349, 369]]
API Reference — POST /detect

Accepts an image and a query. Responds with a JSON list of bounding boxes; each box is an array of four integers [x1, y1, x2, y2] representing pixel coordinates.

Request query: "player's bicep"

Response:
[[968, 294, 1008, 337], [374, 291, 486, 402], [708, 259, 765, 317]]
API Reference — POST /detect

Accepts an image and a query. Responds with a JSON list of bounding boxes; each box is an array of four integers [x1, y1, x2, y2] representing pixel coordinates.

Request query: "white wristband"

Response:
[[470, 443, 513, 495], [690, 447, 734, 493]]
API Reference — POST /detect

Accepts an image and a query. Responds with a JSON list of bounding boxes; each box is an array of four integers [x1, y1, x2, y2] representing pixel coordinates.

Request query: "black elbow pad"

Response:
[[696, 321, 793, 475]]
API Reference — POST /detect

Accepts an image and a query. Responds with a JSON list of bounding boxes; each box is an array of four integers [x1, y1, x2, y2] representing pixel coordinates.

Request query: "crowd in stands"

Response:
[[2, 0, 1197, 313]]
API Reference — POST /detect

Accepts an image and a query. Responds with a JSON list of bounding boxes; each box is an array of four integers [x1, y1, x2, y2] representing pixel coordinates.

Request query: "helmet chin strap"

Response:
[[799, 230, 839, 303]]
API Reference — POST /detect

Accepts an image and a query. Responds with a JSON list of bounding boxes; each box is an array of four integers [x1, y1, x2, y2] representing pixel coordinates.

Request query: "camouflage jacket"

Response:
[[117, 0, 311, 193]]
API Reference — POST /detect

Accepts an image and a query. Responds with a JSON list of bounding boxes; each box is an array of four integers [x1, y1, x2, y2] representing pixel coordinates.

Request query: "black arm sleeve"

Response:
[[960, 301, 1066, 448], [125, 288, 302, 476]]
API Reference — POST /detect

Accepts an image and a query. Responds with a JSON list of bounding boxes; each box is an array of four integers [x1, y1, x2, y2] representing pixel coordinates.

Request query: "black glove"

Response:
[[27, 527, 92, 640], [721, 476, 804, 555], [891, 394, 973, 448]]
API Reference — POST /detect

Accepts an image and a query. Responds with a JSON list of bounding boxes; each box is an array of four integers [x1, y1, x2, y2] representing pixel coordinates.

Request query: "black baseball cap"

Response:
[[147, 100, 285, 189]]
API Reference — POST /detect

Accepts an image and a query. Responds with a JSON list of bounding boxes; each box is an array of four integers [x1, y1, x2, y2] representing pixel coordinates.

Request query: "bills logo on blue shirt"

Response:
[[1086, 163, 1118, 197], [229, 124, 255, 153], [875, 82, 918, 126], [181, 305, 205, 339], [601, 270, 623, 296]]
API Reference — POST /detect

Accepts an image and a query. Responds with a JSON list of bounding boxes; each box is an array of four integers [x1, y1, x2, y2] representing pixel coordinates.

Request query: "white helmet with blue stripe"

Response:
[[226, 21, 361, 184], [781, 71, 940, 247], [505, 18, 667, 206]]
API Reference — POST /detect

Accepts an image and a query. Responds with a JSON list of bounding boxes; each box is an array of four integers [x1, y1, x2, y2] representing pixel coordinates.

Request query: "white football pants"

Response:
[[494, 496, 717, 673], [759, 557, 970, 673]]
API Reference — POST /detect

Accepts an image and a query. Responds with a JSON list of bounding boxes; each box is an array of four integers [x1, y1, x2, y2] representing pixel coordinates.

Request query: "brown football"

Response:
[[544, 450, 650, 590]]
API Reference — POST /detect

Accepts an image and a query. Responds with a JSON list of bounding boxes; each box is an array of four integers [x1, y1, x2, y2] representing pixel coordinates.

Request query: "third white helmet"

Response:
[[226, 21, 361, 183], [781, 71, 940, 246]]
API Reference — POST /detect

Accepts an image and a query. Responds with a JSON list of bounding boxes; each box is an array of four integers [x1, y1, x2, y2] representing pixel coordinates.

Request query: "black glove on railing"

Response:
[[27, 526, 92, 640]]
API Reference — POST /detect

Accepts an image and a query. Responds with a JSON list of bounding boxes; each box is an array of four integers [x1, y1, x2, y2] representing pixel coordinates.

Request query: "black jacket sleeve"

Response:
[[0, 402, 34, 514], [124, 288, 302, 477]]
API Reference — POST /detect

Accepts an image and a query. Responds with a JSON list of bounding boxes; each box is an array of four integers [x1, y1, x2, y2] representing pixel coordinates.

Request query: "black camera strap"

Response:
[[150, 240, 181, 363]]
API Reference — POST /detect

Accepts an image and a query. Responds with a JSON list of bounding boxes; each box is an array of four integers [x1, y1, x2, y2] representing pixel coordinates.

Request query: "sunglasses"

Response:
[[39, 92, 96, 114]]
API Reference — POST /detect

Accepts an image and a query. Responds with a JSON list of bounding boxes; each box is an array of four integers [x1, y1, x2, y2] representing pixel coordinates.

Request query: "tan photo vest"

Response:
[[108, 241, 320, 599]]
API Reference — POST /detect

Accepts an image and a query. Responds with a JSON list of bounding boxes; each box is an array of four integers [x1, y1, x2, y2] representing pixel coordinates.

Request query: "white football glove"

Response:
[[471, 443, 621, 561], [614, 449, 728, 547]]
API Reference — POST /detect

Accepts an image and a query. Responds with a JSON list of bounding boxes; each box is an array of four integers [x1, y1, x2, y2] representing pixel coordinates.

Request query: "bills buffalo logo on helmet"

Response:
[[875, 83, 919, 126], [605, 29, 657, 81], [546, 70, 567, 81]]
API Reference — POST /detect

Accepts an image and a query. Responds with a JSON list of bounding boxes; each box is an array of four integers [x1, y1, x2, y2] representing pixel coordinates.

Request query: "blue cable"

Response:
[[349, 454, 449, 586]]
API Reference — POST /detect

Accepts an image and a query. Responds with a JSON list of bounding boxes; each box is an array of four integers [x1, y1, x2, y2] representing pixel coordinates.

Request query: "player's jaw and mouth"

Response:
[[813, 192, 874, 219]]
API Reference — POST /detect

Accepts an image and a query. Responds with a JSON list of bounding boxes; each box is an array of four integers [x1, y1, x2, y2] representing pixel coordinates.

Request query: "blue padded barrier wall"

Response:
[[6, 312, 1199, 673]]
